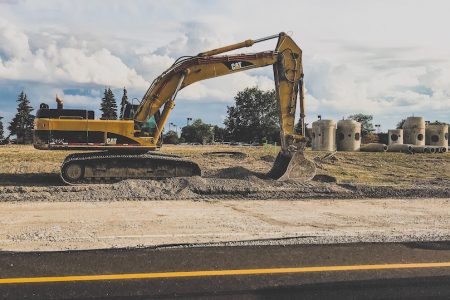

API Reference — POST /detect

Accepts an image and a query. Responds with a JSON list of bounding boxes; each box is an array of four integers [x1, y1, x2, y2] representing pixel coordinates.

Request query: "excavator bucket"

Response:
[[267, 150, 316, 181]]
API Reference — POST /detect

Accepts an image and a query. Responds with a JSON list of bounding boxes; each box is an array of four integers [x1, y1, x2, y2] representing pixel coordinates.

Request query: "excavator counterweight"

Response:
[[33, 32, 316, 184]]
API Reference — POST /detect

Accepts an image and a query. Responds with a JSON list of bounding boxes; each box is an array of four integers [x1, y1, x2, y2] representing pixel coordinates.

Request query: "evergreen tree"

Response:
[[108, 88, 118, 119], [120, 87, 129, 119], [100, 88, 118, 120], [0, 116, 4, 140], [8, 91, 34, 144]]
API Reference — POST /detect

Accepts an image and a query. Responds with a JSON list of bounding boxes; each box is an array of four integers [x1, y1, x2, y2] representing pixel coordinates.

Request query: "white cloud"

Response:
[[0, 0, 450, 131], [0, 18, 31, 59], [0, 18, 148, 90]]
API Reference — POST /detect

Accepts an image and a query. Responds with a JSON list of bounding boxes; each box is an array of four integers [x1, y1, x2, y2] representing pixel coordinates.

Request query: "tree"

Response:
[[100, 88, 118, 120], [0, 116, 4, 141], [163, 130, 180, 144], [119, 87, 129, 119], [224, 87, 280, 143], [348, 113, 374, 136], [213, 125, 227, 142], [396, 119, 406, 129], [8, 91, 34, 144], [181, 119, 213, 144]]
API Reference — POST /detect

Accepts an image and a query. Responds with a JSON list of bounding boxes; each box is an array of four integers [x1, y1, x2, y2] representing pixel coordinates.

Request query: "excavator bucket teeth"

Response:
[[268, 151, 316, 181]]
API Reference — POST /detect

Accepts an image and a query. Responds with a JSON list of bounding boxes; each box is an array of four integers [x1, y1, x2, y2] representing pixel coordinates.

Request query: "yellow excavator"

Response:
[[33, 32, 316, 184]]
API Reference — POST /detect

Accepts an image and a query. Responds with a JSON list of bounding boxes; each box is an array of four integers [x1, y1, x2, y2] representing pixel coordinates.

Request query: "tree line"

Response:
[[0, 87, 378, 145], [3, 86, 447, 145]]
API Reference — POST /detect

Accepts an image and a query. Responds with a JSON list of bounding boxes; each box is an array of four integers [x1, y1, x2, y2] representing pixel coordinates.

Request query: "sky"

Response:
[[0, 0, 449, 134]]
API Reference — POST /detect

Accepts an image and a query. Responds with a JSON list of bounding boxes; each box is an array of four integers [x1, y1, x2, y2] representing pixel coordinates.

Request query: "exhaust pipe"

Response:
[[360, 143, 388, 152]]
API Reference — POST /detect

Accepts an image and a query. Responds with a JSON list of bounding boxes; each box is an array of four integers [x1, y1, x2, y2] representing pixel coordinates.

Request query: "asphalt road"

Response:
[[1, 242, 450, 299]]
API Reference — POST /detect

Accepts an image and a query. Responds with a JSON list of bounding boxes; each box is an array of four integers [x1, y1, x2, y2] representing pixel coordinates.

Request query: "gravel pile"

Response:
[[0, 168, 449, 202]]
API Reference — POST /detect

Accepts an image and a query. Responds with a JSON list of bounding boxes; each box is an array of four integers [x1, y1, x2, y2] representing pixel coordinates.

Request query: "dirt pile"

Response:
[[1, 169, 448, 202]]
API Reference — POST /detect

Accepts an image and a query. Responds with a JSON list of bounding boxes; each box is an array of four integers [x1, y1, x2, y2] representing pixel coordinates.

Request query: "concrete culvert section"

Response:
[[360, 143, 388, 152], [403, 117, 425, 146], [426, 124, 449, 147], [388, 129, 403, 145], [311, 120, 336, 151], [412, 146, 431, 153], [336, 120, 361, 151], [387, 144, 413, 153]]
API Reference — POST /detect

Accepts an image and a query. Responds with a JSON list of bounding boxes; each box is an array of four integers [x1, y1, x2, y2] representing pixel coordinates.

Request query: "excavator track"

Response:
[[60, 152, 201, 185]]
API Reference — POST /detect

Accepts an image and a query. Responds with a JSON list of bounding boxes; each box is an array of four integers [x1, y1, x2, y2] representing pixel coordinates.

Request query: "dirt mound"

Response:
[[210, 166, 262, 179]]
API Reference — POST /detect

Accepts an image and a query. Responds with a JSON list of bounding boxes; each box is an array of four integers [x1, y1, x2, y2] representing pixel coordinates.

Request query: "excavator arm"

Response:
[[135, 51, 278, 141], [135, 33, 306, 150], [134, 32, 315, 181]]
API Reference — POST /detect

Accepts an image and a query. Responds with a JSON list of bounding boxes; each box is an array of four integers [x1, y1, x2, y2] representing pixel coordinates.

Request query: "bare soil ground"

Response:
[[0, 145, 448, 201], [0, 145, 449, 251], [2, 198, 450, 251]]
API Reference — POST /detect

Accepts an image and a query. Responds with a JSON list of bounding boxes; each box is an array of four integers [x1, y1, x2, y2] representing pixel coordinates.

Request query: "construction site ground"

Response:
[[0, 144, 449, 251]]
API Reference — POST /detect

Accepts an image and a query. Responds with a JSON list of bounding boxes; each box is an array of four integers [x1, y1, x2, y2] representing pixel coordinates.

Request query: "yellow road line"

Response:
[[1, 262, 450, 284]]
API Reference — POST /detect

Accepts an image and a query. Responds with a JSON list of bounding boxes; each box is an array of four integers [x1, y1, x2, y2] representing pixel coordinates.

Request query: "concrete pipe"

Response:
[[388, 129, 403, 145], [412, 146, 437, 153], [412, 145, 427, 153], [428, 146, 446, 153], [387, 144, 413, 153], [425, 124, 448, 147], [360, 143, 388, 152], [403, 117, 425, 146], [428, 146, 437, 153], [336, 119, 361, 151], [311, 120, 336, 151]]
